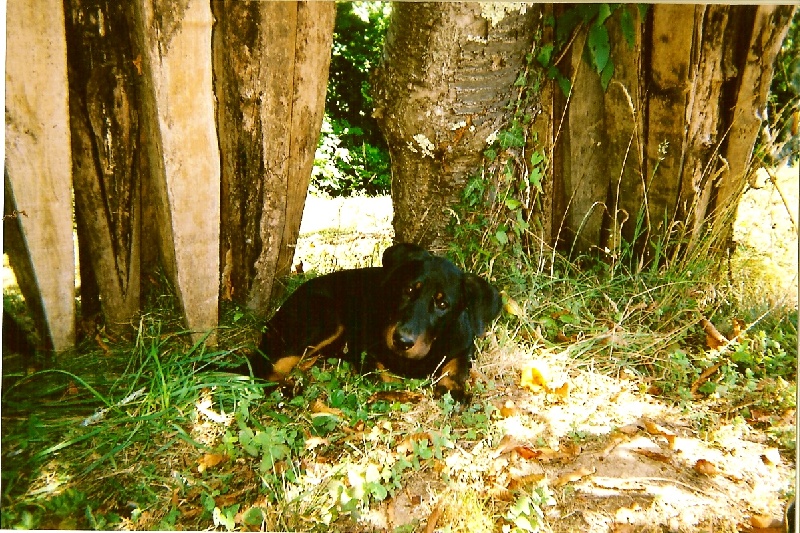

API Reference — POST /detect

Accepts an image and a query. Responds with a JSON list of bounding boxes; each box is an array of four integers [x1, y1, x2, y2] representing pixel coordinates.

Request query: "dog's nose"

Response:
[[392, 330, 415, 351]]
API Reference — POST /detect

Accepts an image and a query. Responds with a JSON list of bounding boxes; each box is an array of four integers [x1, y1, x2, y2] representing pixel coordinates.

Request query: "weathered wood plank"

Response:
[[65, 1, 142, 332], [214, 1, 335, 314], [133, 0, 220, 342], [5, 1, 76, 352]]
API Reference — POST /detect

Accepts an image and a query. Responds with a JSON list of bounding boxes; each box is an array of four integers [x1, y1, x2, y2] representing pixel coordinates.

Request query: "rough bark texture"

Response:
[[132, 0, 221, 342], [5, 1, 76, 352], [65, 0, 142, 331], [547, 5, 796, 260], [378, 4, 794, 263], [214, 1, 335, 315], [373, 2, 539, 252]]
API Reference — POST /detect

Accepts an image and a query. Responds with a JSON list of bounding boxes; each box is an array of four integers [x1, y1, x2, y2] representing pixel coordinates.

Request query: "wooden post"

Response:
[[214, 1, 335, 314], [132, 0, 220, 342], [65, 1, 142, 332], [5, 1, 76, 352]]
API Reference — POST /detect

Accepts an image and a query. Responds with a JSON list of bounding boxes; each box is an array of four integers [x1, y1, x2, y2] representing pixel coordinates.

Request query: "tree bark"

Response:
[[379, 4, 795, 266], [214, 1, 335, 314], [5, 0, 76, 352], [373, 2, 540, 252], [65, 0, 142, 332]]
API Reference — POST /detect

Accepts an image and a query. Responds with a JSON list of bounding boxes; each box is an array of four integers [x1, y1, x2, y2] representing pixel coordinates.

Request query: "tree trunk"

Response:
[[373, 3, 540, 252], [377, 4, 795, 265], [65, 0, 142, 332], [5, 0, 76, 352], [214, 1, 335, 314]]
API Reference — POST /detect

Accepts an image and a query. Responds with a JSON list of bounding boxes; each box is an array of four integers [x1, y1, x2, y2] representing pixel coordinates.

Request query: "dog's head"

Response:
[[381, 243, 501, 360]]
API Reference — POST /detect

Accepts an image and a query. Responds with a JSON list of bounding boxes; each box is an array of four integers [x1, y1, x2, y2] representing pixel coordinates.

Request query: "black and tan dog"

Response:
[[242, 243, 501, 401]]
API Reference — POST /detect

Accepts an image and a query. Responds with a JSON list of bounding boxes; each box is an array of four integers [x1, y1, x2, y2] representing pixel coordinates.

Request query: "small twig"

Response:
[[762, 166, 798, 233]]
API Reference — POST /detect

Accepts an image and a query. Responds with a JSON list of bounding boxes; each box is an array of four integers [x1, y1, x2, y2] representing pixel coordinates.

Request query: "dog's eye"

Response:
[[434, 293, 449, 310], [406, 282, 422, 297]]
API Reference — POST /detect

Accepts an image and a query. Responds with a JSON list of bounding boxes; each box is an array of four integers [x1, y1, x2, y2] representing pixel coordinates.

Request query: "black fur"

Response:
[[242, 243, 502, 401]]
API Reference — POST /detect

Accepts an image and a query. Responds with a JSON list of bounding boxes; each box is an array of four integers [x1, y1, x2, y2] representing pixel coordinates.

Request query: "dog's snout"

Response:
[[392, 329, 416, 352]]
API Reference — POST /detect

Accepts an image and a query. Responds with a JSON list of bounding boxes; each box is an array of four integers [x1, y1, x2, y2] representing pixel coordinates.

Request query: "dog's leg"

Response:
[[434, 356, 471, 402], [267, 324, 345, 382]]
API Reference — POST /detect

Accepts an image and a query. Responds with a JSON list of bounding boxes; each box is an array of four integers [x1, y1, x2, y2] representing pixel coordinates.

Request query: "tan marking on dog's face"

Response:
[[384, 323, 432, 359]]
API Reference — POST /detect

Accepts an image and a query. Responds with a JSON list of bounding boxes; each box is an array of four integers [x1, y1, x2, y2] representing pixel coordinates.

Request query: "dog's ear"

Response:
[[382, 242, 431, 269], [462, 274, 502, 335]]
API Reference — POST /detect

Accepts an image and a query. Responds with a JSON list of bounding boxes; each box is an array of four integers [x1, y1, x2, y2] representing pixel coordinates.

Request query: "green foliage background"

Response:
[[311, 2, 392, 196]]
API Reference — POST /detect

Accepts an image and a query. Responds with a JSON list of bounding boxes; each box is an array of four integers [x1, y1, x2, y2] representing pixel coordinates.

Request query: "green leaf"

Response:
[[529, 168, 543, 194], [595, 4, 613, 26], [536, 44, 554, 67], [505, 197, 522, 210], [621, 8, 635, 48], [243, 507, 264, 526], [495, 229, 508, 245], [600, 61, 615, 91], [698, 381, 717, 394], [587, 23, 610, 73], [498, 128, 525, 149], [557, 74, 572, 97], [367, 482, 388, 501]]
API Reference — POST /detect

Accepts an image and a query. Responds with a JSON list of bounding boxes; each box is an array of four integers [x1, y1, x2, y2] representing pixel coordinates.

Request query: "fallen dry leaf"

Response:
[[310, 399, 343, 418], [368, 390, 424, 404], [690, 361, 724, 397], [642, 419, 676, 447], [499, 399, 518, 418], [397, 432, 433, 454], [198, 453, 226, 473], [634, 449, 671, 463], [553, 466, 594, 487], [553, 381, 571, 400], [424, 502, 444, 533], [501, 290, 524, 317], [700, 317, 728, 350], [749, 514, 777, 529], [374, 362, 403, 384], [508, 472, 546, 490], [520, 363, 549, 391], [305, 436, 329, 450], [693, 458, 719, 476]]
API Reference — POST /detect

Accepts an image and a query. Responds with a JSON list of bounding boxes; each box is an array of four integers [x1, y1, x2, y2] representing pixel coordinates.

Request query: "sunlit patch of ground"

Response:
[[732, 164, 798, 309], [285, 171, 797, 532]]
